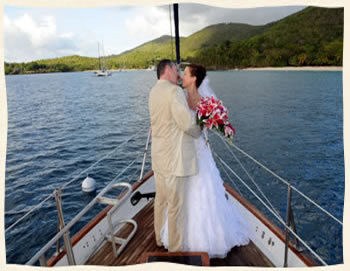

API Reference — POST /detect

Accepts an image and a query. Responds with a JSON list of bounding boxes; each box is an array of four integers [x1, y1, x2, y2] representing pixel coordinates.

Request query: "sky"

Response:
[[3, 4, 306, 63]]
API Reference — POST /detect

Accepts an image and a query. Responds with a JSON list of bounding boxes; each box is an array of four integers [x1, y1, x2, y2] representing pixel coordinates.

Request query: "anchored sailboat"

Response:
[[95, 42, 111, 76]]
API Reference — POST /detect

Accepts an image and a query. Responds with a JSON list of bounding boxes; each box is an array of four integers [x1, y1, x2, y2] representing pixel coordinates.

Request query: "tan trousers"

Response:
[[153, 171, 185, 252]]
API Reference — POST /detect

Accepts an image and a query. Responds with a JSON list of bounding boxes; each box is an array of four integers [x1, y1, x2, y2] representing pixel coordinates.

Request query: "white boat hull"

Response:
[[51, 173, 316, 267], [54, 176, 155, 266], [95, 71, 111, 76], [225, 186, 308, 267]]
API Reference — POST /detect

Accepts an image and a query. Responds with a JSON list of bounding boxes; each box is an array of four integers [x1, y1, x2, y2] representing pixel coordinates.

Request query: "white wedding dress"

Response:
[[160, 77, 251, 259]]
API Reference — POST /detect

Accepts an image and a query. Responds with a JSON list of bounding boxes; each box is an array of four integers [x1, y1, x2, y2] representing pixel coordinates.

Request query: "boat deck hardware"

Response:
[[97, 182, 138, 257], [130, 191, 156, 206]]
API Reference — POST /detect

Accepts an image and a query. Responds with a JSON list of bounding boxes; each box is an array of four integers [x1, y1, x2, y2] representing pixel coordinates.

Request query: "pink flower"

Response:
[[212, 112, 222, 125], [203, 118, 218, 129], [196, 96, 235, 141], [224, 126, 233, 137], [197, 106, 207, 119]]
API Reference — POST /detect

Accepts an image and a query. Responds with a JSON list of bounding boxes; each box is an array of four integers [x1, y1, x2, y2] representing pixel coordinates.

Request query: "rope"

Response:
[[213, 131, 283, 221], [215, 132, 343, 226], [128, 158, 143, 183], [26, 157, 138, 266], [169, 5, 174, 61], [215, 153, 328, 266], [5, 193, 54, 233], [61, 134, 137, 190], [214, 152, 242, 195], [5, 134, 138, 233]]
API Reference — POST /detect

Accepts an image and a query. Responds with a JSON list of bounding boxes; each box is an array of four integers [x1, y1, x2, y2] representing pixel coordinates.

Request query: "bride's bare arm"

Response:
[[188, 93, 201, 111]]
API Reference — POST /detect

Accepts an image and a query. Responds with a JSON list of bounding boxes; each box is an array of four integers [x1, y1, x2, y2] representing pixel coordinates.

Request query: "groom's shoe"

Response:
[[156, 241, 164, 248]]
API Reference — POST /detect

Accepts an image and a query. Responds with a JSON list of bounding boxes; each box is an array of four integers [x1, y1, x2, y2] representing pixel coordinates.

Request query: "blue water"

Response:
[[5, 70, 344, 265]]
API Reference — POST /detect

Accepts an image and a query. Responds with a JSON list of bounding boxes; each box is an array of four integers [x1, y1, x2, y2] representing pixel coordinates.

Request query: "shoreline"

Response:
[[5, 66, 343, 76], [242, 66, 342, 71], [106, 66, 343, 72]]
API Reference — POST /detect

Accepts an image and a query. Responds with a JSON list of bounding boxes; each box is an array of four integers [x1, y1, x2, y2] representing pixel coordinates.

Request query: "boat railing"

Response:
[[101, 183, 138, 257], [26, 157, 138, 266], [6, 128, 341, 266], [211, 130, 343, 266], [213, 130, 343, 226], [5, 132, 150, 266], [5, 134, 138, 234], [138, 128, 152, 182]]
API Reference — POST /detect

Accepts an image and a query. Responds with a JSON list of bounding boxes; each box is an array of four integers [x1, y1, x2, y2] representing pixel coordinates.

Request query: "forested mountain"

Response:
[[195, 6, 343, 68], [118, 22, 270, 66], [5, 6, 343, 75]]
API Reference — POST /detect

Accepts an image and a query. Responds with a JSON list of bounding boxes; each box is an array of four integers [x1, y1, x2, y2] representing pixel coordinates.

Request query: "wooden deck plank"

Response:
[[86, 200, 274, 267]]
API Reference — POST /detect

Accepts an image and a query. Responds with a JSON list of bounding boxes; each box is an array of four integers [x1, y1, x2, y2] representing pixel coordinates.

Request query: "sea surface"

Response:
[[4, 70, 344, 265]]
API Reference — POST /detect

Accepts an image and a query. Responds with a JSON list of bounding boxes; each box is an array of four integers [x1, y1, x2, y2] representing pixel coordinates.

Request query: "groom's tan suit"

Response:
[[149, 79, 200, 251]]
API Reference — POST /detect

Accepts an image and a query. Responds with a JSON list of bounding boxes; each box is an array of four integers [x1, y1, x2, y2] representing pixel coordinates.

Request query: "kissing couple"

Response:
[[149, 59, 251, 259]]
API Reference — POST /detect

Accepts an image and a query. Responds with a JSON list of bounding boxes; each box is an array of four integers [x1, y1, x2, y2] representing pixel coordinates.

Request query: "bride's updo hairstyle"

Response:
[[186, 64, 207, 88]]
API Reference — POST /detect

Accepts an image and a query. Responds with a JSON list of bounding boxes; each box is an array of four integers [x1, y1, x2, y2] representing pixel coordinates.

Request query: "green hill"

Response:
[[107, 22, 269, 69], [181, 23, 270, 55], [5, 6, 343, 75], [196, 6, 343, 68], [5, 55, 98, 74]]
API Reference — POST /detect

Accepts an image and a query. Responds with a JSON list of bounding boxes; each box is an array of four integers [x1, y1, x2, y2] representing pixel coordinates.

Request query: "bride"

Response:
[[160, 64, 251, 259]]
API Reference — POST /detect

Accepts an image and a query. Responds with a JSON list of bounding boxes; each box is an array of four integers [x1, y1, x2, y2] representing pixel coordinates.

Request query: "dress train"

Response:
[[160, 133, 251, 258]]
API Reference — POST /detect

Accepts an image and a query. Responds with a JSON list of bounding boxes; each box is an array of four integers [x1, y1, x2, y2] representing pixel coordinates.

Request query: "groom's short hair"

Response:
[[157, 59, 174, 79]]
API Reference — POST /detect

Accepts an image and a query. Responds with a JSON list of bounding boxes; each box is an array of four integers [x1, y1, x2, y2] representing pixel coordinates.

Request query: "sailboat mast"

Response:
[[98, 42, 101, 70], [173, 4, 180, 65], [102, 41, 106, 71]]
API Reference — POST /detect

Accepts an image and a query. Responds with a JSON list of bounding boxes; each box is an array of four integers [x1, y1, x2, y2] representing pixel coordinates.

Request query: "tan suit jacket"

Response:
[[149, 79, 201, 177]]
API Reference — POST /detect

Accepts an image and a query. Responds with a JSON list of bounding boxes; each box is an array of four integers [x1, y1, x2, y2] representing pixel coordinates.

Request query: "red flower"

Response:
[[197, 106, 207, 119], [225, 123, 236, 137], [203, 117, 218, 129], [196, 96, 235, 142]]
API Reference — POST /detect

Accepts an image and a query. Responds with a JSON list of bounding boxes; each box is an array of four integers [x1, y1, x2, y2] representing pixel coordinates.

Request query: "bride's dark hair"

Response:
[[186, 64, 206, 88]]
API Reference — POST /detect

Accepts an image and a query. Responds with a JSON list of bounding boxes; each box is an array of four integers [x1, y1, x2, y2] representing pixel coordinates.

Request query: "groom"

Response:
[[149, 59, 201, 251]]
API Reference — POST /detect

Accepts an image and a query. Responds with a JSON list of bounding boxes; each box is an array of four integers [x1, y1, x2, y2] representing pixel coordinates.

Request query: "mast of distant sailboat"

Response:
[[95, 41, 111, 76]]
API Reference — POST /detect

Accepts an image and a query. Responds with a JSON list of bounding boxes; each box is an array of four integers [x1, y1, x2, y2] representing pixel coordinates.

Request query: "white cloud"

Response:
[[4, 5, 307, 63], [123, 5, 305, 42], [161, 4, 306, 35], [4, 13, 81, 62], [13, 14, 56, 47], [124, 7, 171, 42], [179, 13, 209, 37], [122, 6, 211, 51]]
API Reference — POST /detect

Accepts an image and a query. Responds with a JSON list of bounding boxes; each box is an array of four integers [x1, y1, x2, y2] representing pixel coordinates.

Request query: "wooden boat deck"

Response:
[[86, 200, 274, 267]]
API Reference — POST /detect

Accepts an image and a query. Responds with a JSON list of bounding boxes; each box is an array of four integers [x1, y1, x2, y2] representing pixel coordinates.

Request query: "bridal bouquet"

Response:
[[196, 96, 235, 142]]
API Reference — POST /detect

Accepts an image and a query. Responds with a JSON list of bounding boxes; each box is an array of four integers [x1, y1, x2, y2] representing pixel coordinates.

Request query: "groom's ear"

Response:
[[164, 65, 172, 76]]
